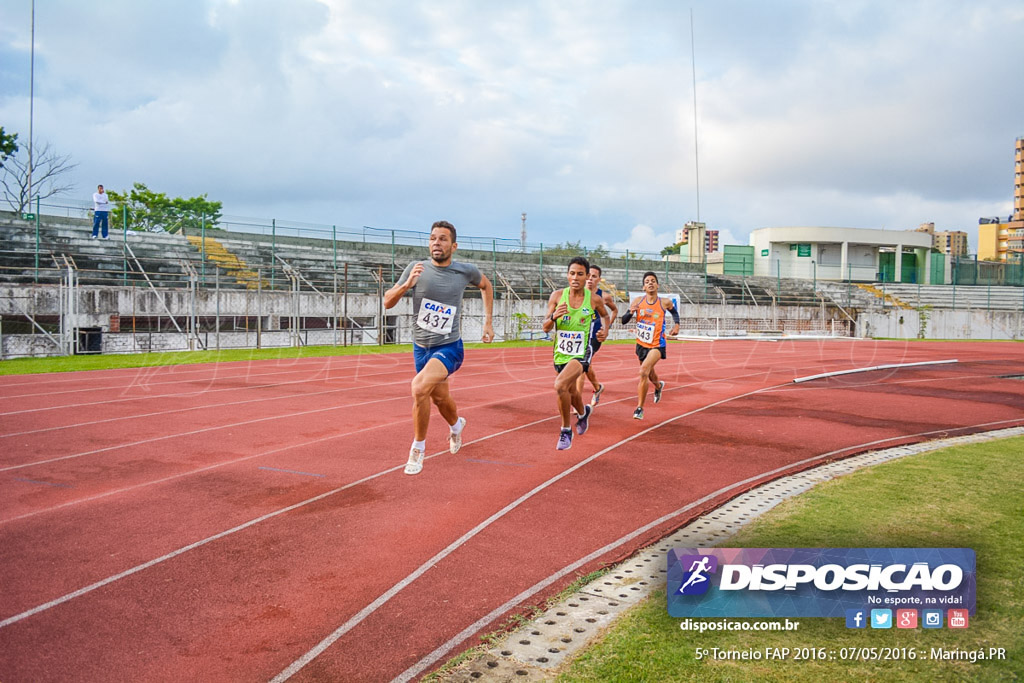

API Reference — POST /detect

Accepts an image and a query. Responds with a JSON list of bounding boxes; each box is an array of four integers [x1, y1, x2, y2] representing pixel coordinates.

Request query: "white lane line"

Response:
[[0, 352, 396, 389], [0, 353, 549, 417], [0, 350, 538, 402], [0, 344, 735, 417], [0, 370, 554, 473], [766, 370, 1008, 394], [0, 368, 766, 632], [0, 349, 542, 400], [0, 357, 544, 438], [0, 363, 433, 416], [0, 348, 753, 448], [0, 350, 410, 392], [0, 415, 556, 629], [393, 416, 1024, 682], [0, 366, 719, 524], [269, 381, 781, 683], [792, 359, 959, 384], [0, 341, 775, 414]]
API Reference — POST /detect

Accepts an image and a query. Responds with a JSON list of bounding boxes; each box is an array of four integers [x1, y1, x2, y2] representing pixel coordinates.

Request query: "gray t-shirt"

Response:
[[399, 259, 482, 347]]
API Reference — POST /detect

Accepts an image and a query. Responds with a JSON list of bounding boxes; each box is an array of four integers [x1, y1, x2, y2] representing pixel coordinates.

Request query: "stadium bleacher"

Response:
[[3, 211, 1021, 314]]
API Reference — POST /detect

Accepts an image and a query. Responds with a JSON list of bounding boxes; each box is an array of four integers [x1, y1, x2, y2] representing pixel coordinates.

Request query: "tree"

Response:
[[660, 243, 682, 256], [108, 182, 222, 233], [0, 139, 77, 212], [0, 127, 17, 169], [541, 240, 610, 259]]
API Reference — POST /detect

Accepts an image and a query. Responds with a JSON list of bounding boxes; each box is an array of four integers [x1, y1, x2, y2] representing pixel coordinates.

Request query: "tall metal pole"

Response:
[[343, 262, 349, 346], [520, 212, 527, 250], [690, 8, 700, 222], [28, 0, 35, 213], [215, 268, 220, 351]]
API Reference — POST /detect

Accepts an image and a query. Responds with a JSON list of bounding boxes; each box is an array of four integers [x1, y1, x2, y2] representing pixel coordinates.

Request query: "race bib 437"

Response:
[[417, 298, 457, 335]]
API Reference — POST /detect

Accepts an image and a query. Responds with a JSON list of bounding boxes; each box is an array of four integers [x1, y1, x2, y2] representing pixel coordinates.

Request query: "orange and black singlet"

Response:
[[634, 296, 667, 349]]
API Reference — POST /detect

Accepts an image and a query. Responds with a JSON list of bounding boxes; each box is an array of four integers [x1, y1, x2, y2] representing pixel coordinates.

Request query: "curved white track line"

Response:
[[0, 358, 545, 438], [0, 369, 768, 628], [0, 368, 558, 472], [792, 359, 958, 383], [270, 382, 788, 682], [394, 415, 1024, 682]]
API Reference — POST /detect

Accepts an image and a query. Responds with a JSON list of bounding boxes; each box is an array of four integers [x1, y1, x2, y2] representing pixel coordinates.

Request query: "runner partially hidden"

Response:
[[620, 271, 680, 420], [542, 257, 612, 450], [576, 263, 619, 407], [384, 221, 494, 475]]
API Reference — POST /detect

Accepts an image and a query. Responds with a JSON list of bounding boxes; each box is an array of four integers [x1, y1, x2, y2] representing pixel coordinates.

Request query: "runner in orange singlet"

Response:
[[620, 271, 679, 420]]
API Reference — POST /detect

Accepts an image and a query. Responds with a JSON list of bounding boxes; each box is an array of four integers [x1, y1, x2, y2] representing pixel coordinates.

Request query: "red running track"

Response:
[[1, 340, 1023, 682]]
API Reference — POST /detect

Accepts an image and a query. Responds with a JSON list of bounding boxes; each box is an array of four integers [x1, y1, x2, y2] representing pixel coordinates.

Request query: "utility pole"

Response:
[[520, 212, 527, 250], [28, 0, 36, 211]]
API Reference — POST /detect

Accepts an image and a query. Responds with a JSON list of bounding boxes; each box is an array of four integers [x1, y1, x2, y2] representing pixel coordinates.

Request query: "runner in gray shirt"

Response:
[[384, 220, 494, 475]]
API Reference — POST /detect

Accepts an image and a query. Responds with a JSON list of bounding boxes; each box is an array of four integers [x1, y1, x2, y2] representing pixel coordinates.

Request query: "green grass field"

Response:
[[557, 436, 1024, 682]]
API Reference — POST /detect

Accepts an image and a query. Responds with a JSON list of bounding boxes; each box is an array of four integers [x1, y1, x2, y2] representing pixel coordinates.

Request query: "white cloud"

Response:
[[611, 224, 676, 255], [0, 0, 1020, 251]]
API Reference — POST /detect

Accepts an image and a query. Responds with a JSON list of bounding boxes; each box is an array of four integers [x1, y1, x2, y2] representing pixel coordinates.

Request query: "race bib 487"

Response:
[[556, 330, 586, 357]]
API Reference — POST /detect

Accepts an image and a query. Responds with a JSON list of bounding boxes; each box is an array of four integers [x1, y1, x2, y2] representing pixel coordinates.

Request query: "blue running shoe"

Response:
[[557, 428, 573, 450], [576, 405, 592, 436]]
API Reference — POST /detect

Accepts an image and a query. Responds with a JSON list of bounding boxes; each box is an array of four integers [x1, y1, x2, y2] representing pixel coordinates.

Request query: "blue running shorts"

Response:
[[414, 339, 465, 375]]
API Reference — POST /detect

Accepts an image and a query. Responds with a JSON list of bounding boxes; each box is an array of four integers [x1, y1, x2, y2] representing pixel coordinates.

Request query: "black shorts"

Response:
[[590, 337, 603, 356], [635, 344, 666, 363], [554, 358, 591, 374]]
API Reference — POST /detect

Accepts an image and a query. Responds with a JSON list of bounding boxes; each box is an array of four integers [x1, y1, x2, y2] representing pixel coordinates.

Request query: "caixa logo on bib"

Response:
[[667, 548, 975, 618], [424, 301, 453, 316]]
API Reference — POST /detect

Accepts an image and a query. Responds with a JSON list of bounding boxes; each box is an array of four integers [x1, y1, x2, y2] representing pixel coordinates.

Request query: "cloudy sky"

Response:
[[1, 0, 1022, 253]]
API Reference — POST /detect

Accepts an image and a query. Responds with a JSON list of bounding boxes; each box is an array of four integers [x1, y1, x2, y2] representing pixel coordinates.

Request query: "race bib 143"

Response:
[[635, 321, 656, 345]]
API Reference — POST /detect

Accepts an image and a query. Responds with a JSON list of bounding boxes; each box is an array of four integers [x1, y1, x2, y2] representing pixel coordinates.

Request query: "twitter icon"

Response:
[[870, 609, 892, 629]]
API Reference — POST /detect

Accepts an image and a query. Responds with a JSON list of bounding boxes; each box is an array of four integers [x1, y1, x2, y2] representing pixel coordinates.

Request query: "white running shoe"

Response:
[[404, 446, 424, 475], [449, 417, 466, 454]]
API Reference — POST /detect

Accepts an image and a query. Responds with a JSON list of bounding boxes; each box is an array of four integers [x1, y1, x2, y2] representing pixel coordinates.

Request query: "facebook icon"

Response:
[[845, 608, 867, 629]]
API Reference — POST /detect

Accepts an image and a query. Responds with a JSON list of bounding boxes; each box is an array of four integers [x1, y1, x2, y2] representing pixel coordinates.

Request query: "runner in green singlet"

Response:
[[541, 257, 612, 450]]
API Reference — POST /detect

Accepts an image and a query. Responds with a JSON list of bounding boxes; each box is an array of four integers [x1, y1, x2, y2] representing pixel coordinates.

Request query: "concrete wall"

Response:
[[860, 309, 1024, 340], [1, 280, 855, 357]]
